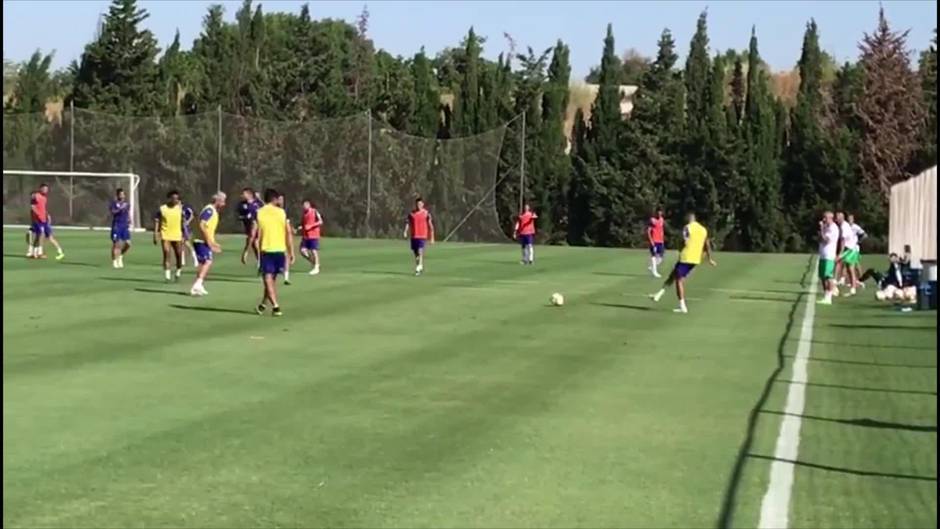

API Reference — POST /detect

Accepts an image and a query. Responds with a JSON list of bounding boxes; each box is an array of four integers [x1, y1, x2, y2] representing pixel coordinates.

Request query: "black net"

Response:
[[3, 109, 509, 241]]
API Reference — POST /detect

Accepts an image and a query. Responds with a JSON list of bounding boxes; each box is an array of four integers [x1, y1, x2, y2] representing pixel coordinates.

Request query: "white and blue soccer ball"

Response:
[[550, 292, 564, 306]]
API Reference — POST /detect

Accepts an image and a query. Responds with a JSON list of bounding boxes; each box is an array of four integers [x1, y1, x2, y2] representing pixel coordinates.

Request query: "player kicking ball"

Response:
[[299, 199, 323, 275], [513, 203, 537, 265], [647, 208, 666, 278], [255, 188, 295, 316], [153, 190, 185, 282], [109, 188, 132, 268], [190, 192, 226, 296], [27, 183, 65, 260], [404, 196, 434, 276], [649, 213, 716, 313]]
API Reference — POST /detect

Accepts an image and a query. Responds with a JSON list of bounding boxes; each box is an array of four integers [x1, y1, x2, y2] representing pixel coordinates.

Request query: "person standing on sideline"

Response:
[[190, 192, 226, 296], [513, 203, 538, 265], [649, 213, 716, 313], [817, 211, 840, 305], [153, 190, 184, 282], [647, 208, 666, 278]]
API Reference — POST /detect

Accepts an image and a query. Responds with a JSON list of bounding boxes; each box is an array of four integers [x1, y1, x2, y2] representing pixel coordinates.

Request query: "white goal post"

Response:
[[2, 170, 143, 231]]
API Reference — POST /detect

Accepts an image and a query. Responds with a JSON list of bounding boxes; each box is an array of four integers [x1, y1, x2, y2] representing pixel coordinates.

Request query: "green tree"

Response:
[[71, 0, 161, 114], [589, 24, 624, 161], [541, 40, 571, 242], [453, 27, 482, 136], [912, 28, 937, 172], [410, 48, 440, 137], [685, 10, 711, 139], [857, 8, 925, 199], [5, 51, 55, 113]]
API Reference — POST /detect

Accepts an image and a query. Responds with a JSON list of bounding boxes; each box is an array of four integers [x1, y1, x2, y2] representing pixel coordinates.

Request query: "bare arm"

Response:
[[286, 221, 295, 263], [704, 239, 717, 266], [429, 218, 436, 244]]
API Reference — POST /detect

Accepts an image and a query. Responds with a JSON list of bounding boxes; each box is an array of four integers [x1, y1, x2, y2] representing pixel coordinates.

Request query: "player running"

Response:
[[109, 188, 132, 268], [649, 212, 716, 313], [513, 203, 538, 265], [237, 187, 263, 265], [299, 199, 324, 275], [404, 196, 434, 276], [153, 190, 185, 282], [255, 188, 295, 316], [190, 192, 227, 297], [817, 211, 840, 305], [647, 208, 666, 278], [181, 202, 198, 268], [27, 183, 65, 260]]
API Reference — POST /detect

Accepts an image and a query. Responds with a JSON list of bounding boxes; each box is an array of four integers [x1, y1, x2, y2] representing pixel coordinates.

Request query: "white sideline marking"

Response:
[[758, 264, 818, 529]]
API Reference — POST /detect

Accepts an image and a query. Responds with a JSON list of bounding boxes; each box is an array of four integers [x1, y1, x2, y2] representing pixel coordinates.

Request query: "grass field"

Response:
[[3, 230, 936, 528]]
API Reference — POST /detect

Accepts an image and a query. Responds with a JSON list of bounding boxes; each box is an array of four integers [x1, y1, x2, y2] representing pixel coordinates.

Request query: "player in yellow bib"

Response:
[[189, 192, 227, 297], [153, 190, 185, 282], [650, 212, 716, 313], [253, 188, 295, 316]]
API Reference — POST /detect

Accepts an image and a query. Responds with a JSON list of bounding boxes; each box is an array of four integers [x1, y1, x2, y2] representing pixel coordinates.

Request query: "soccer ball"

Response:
[[550, 293, 564, 306]]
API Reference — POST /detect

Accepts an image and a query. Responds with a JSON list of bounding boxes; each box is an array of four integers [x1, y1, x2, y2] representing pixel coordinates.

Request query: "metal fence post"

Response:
[[69, 100, 75, 219], [217, 105, 223, 192]]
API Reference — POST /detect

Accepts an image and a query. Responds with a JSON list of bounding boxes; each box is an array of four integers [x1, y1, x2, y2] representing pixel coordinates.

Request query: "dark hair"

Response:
[[302, 198, 313, 206], [116, 188, 124, 194], [889, 252, 899, 258], [167, 190, 179, 198], [39, 182, 49, 188], [904, 244, 912, 252], [264, 188, 279, 203], [415, 196, 424, 204], [242, 187, 254, 194]]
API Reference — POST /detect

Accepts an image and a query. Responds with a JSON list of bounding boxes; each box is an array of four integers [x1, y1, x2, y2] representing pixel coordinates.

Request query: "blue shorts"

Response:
[[260, 252, 286, 276], [518, 234, 534, 246], [30, 221, 51, 238], [410, 238, 426, 255], [674, 262, 696, 279], [194, 241, 213, 264], [111, 226, 131, 242], [302, 238, 320, 251], [650, 242, 665, 257]]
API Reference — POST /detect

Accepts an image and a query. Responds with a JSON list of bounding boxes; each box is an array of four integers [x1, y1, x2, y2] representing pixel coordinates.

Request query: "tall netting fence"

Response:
[[3, 108, 509, 242]]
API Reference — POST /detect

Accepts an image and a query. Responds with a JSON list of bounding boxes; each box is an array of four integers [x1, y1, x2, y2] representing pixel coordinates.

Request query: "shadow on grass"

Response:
[[591, 271, 648, 278], [747, 454, 937, 482], [98, 276, 166, 284], [782, 354, 936, 369], [761, 409, 937, 433], [54, 261, 99, 268], [357, 270, 418, 277], [807, 338, 936, 351], [589, 302, 651, 311], [134, 288, 189, 297], [168, 304, 257, 316], [777, 379, 937, 396], [715, 254, 814, 529], [729, 295, 798, 304], [830, 323, 934, 332]]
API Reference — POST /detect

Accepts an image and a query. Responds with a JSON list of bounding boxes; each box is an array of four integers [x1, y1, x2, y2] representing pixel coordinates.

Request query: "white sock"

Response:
[[27, 246, 34, 257], [679, 299, 688, 312], [118, 255, 124, 267], [175, 268, 182, 278], [193, 278, 203, 290], [165, 269, 171, 281], [112, 259, 119, 268], [528, 245, 535, 263], [652, 288, 665, 302], [284, 268, 290, 281]]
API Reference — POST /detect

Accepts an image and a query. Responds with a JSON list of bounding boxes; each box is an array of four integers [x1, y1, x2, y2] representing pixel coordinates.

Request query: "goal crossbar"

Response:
[[3, 170, 144, 232]]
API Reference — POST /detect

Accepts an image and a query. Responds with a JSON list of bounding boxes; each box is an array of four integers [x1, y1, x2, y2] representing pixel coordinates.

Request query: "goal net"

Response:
[[2, 170, 142, 231]]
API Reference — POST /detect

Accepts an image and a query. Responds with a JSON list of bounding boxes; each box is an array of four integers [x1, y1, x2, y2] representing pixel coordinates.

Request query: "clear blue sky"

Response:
[[3, 0, 937, 78]]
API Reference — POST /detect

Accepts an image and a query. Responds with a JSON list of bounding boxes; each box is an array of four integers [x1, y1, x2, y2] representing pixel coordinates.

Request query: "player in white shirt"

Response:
[[817, 211, 840, 305], [836, 211, 862, 296]]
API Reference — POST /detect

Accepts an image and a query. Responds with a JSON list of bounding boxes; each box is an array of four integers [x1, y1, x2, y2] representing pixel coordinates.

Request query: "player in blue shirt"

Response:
[[237, 187, 263, 264], [181, 202, 198, 268], [109, 188, 132, 268]]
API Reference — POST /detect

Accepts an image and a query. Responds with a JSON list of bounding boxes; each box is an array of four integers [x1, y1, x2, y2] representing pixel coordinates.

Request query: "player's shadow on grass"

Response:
[[761, 409, 937, 433], [747, 453, 937, 482], [776, 379, 937, 396], [98, 276, 166, 284], [590, 302, 651, 311], [134, 288, 190, 297], [358, 270, 420, 276], [591, 271, 648, 278], [729, 295, 798, 304], [169, 304, 258, 315], [807, 338, 935, 351]]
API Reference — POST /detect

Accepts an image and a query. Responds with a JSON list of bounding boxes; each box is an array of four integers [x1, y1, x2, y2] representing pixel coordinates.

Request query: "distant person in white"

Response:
[[817, 211, 840, 305], [836, 211, 863, 296]]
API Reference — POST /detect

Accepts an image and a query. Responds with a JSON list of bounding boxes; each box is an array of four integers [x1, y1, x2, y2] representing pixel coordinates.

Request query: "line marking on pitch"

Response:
[[758, 264, 819, 529]]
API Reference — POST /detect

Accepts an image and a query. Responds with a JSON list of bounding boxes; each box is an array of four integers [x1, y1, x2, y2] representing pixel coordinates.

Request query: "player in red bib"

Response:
[[27, 183, 65, 260], [403, 196, 434, 276], [647, 208, 666, 278], [298, 198, 323, 275], [513, 203, 538, 265]]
